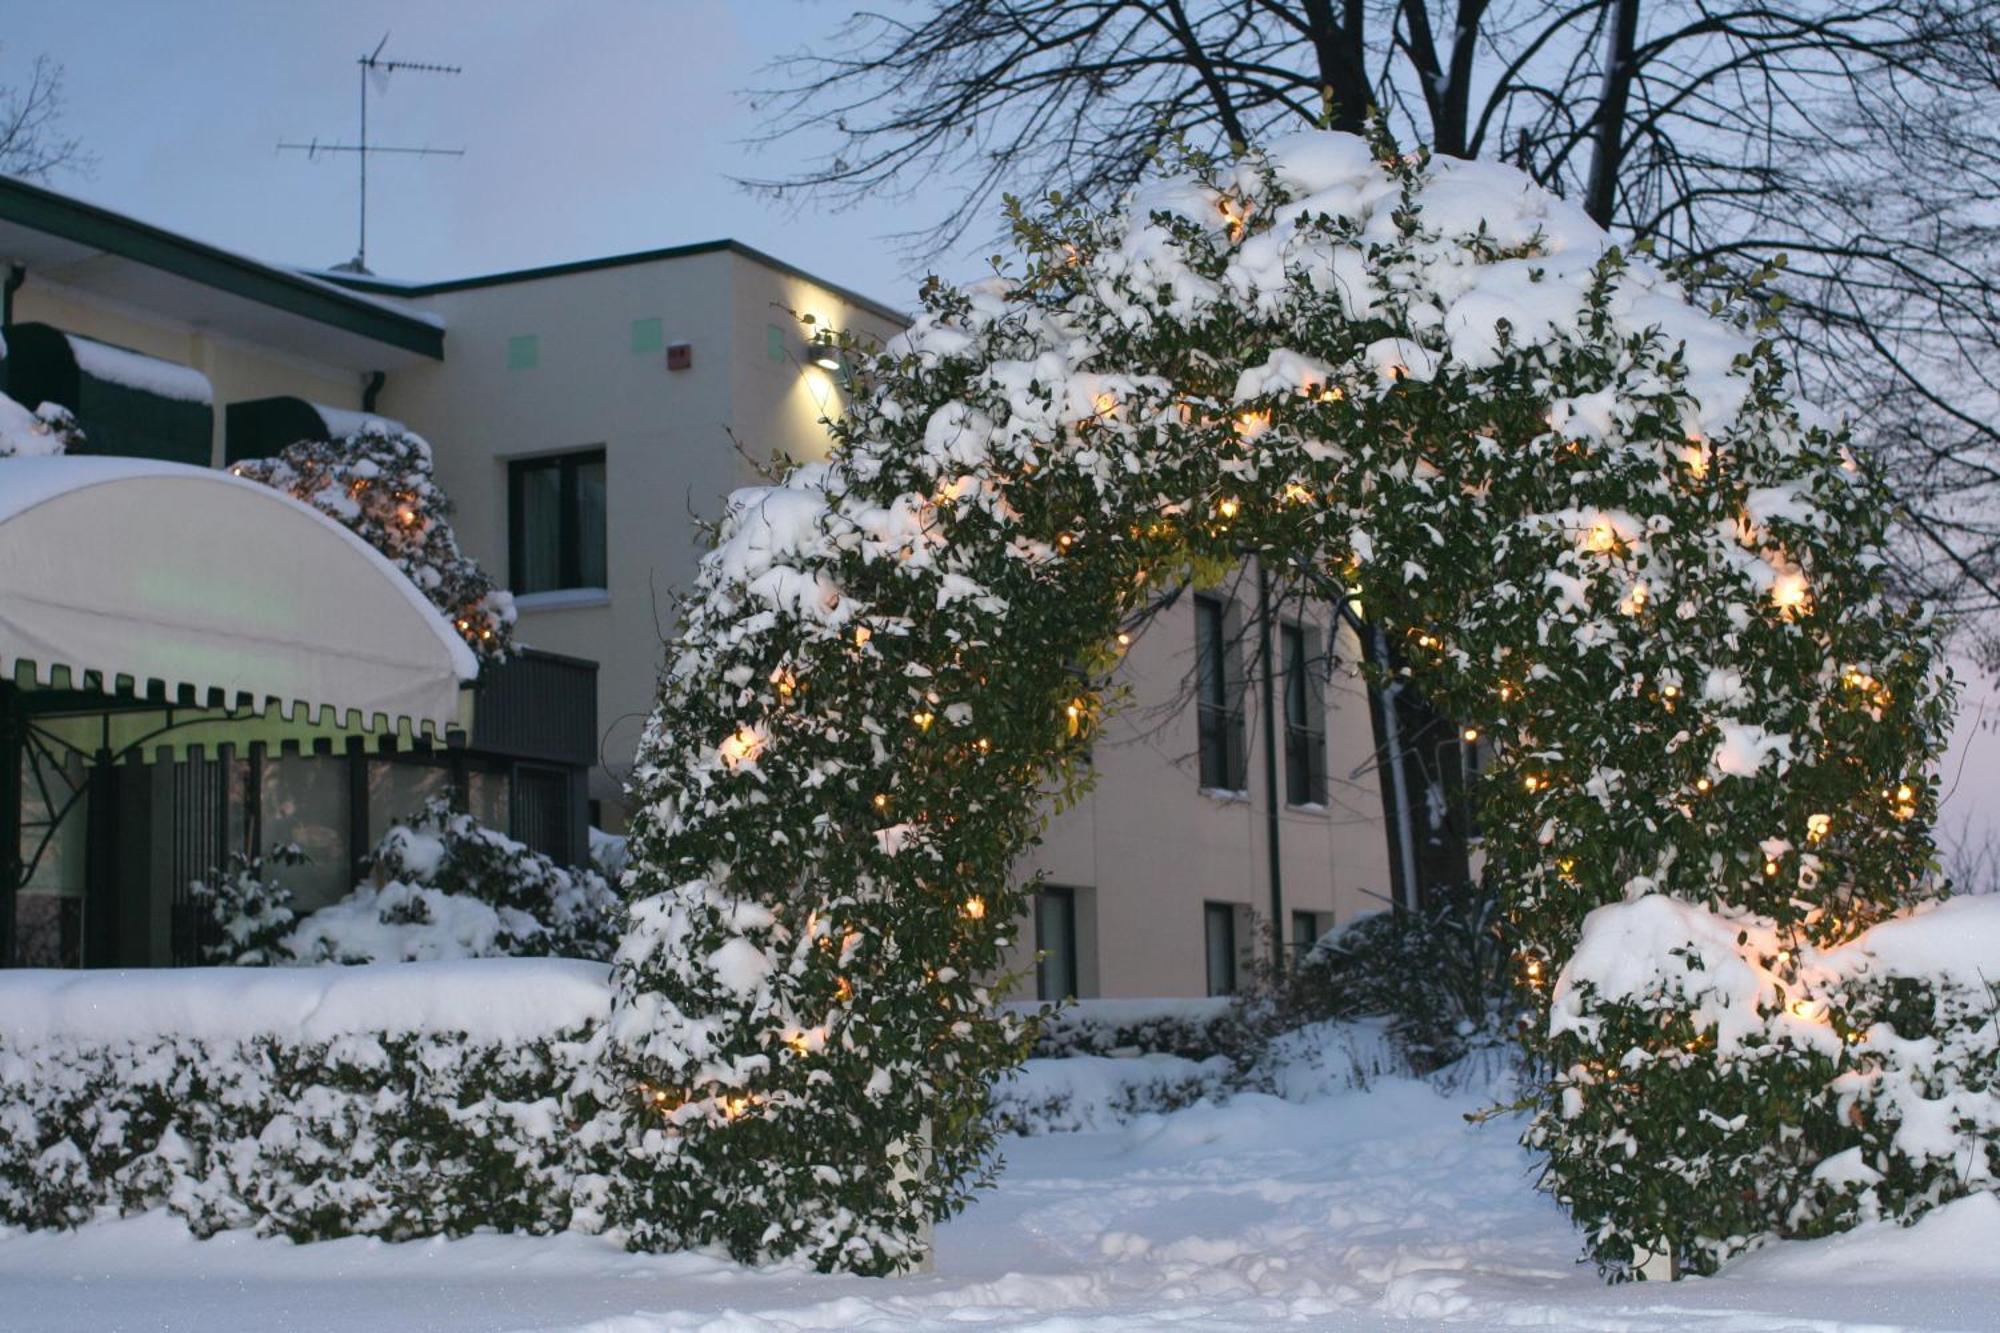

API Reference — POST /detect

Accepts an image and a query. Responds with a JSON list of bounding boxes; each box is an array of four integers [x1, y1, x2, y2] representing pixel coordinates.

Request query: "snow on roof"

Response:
[[63, 331, 213, 403]]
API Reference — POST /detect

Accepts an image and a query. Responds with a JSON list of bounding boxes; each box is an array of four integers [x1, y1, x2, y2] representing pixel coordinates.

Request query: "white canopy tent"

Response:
[[0, 456, 477, 733]]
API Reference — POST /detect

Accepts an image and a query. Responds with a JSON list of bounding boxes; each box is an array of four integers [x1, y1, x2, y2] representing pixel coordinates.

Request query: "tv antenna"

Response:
[[279, 34, 463, 274]]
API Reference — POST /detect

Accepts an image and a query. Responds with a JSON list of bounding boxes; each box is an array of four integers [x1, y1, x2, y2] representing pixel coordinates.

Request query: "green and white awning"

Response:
[[0, 456, 477, 737]]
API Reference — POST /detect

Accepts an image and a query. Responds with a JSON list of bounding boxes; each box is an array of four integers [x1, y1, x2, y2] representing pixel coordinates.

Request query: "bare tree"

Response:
[[746, 2, 2000, 661], [0, 50, 92, 182]]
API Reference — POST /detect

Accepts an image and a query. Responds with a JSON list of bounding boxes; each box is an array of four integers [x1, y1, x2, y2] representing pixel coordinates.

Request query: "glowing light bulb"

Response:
[[718, 727, 765, 769], [1770, 569, 1811, 614], [962, 895, 987, 920], [1216, 496, 1241, 520]]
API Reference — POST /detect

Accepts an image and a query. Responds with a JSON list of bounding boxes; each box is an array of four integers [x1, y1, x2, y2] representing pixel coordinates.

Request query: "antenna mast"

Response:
[[280, 34, 463, 273]]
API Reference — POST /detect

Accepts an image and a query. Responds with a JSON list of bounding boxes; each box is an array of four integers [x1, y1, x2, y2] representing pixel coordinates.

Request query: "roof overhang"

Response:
[[0, 177, 443, 369], [0, 457, 476, 736]]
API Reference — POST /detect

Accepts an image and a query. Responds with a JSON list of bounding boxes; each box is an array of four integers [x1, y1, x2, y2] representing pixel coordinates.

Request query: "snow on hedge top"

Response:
[[65, 332, 212, 403], [1553, 893, 2000, 1050], [0, 958, 609, 1045], [0, 390, 68, 458]]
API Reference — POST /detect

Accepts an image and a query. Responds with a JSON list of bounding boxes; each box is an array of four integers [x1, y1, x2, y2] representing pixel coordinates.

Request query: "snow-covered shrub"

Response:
[[989, 1053, 1236, 1135], [0, 390, 83, 456], [286, 799, 621, 964], [604, 125, 1948, 1276], [0, 962, 612, 1241], [1265, 887, 1519, 1074], [1023, 997, 1251, 1061], [231, 426, 515, 660], [1536, 895, 2000, 1277], [187, 845, 304, 965]]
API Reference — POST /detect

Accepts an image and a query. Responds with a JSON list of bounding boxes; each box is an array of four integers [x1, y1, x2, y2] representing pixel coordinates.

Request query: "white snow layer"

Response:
[[0, 958, 609, 1044]]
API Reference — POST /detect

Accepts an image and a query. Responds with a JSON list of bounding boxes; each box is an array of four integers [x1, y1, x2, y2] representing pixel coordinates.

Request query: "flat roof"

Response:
[[0, 175, 443, 365], [313, 239, 910, 326]]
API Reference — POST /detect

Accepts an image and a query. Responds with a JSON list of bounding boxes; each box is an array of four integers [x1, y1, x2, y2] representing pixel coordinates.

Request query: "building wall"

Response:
[[10, 281, 368, 463], [1009, 586, 1396, 998], [375, 252, 903, 822]]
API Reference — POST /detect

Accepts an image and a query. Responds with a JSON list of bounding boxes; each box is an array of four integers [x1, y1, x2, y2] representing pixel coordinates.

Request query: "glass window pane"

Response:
[[368, 760, 451, 842], [261, 754, 351, 913], [517, 462, 564, 593], [1036, 890, 1077, 1001], [575, 455, 608, 589], [1205, 903, 1236, 996], [15, 748, 88, 967], [467, 767, 511, 833]]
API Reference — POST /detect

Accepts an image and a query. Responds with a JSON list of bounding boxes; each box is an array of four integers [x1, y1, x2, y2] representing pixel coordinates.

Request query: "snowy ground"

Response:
[[4, 1036, 1996, 1333]]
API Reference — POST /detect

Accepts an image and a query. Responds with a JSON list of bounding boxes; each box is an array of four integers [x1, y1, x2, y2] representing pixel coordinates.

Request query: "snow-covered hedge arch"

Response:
[[603, 131, 1957, 1275]]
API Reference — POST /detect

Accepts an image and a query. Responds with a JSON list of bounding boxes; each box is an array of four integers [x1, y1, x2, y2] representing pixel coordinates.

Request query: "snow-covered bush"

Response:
[[1538, 894, 2000, 1277], [287, 799, 621, 965], [231, 426, 515, 660], [0, 962, 612, 1240], [990, 1053, 1236, 1135], [187, 845, 304, 965], [0, 390, 83, 456], [605, 124, 1951, 1277], [1264, 887, 1518, 1074], [1024, 997, 1250, 1061]]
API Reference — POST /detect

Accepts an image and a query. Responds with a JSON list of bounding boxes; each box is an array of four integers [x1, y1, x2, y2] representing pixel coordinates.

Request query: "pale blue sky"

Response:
[[4, 2, 978, 309]]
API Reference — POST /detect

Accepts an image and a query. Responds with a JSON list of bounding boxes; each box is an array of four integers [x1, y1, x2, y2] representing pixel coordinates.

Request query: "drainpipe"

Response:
[[362, 370, 386, 414], [1369, 624, 1423, 912], [3, 264, 24, 331], [1257, 559, 1284, 966]]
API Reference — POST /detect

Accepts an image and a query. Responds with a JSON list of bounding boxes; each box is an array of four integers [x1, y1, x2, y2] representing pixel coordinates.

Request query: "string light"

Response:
[[853, 626, 873, 647], [962, 895, 987, 920], [718, 727, 765, 769], [1216, 496, 1242, 520], [1770, 569, 1811, 615]]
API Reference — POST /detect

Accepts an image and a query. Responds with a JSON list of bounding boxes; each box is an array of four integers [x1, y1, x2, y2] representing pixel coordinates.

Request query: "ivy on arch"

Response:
[[597, 130, 1951, 1275]]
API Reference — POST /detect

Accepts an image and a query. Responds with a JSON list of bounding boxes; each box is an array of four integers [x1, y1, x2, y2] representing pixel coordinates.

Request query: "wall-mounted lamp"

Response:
[[807, 329, 847, 373]]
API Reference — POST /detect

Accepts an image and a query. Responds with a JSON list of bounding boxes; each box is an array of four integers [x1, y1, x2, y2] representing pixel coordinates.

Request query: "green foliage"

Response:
[[189, 844, 304, 965], [233, 425, 516, 661], [1259, 887, 1520, 1074], [0, 1026, 605, 1239]]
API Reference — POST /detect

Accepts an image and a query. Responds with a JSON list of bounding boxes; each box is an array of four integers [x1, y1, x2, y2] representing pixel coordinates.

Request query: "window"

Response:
[[506, 334, 539, 371], [509, 450, 608, 594], [1205, 903, 1238, 996], [1195, 595, 1245, 789], [1035, 887, 1079, 1001], [630, 317, 663, 355], [1282, 623, 1327, 806], [1291, 909, 1321, 962]]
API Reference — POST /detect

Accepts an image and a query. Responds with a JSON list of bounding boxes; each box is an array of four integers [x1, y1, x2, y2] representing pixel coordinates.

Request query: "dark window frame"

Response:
[[508, 448, 607, 594], [1194, 595, 1246, 790], [1034, 885, 1079, 1001], [1204, 901, 1238, 996], [1281, 622, 1328, 806]]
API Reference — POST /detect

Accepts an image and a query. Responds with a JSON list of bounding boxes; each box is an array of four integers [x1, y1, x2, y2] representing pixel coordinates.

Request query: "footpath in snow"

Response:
[[1, 1030, 1995, 1332]]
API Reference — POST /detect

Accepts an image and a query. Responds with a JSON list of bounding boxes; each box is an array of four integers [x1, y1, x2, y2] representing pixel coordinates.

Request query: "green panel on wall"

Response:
[[766, 323, 787, 363], [507, 334, 539, 370], [631, 317, 663, 354]]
